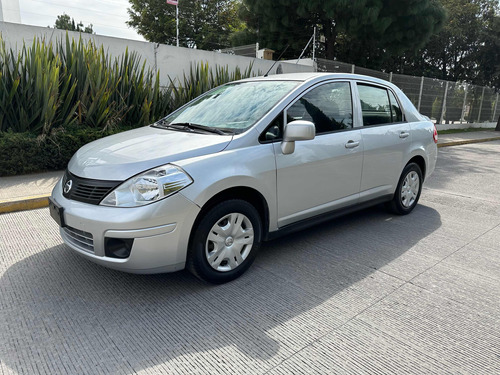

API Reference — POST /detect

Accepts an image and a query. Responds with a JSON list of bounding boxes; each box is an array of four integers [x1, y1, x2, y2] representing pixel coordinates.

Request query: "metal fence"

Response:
[[317, 58, 499, 124], [220, 43, 259, 58]]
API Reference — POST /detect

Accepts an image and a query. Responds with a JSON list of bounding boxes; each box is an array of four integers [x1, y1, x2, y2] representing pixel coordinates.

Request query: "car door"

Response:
[[356, 83, 411, 201], [271, 81, 364, 227]]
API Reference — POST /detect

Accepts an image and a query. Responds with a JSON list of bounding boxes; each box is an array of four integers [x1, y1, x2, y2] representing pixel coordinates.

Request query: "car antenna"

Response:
[[264, 45, 289, 77]]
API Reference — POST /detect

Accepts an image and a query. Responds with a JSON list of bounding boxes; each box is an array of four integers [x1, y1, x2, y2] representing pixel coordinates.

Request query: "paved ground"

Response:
[[1, 141, 499, 374]]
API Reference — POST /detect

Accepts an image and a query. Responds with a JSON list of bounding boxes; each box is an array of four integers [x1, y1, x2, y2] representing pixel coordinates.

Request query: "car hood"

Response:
[[68, 126, 233, 180]]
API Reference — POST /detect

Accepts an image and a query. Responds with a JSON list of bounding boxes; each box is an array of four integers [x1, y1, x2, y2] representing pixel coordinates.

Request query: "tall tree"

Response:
[[242, 0, 446, 60], [384, 0, 500, 86], [127, 0, 243, 50], [471, 3, 500, 87], [228, 1, 258, 47], [54, 14, 94, 34], [422, 0, 498, 83]]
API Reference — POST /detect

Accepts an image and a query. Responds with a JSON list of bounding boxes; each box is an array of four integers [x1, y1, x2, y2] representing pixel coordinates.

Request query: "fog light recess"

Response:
[[105, 238, 134, 259]]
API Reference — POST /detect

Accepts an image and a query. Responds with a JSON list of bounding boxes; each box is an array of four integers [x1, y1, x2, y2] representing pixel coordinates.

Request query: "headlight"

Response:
[[100, 164, 193, 207]]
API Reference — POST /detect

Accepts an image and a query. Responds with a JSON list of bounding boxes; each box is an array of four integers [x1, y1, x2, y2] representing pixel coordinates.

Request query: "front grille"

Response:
[[63, 226, 94, 253], [62, 170, 122, 205]]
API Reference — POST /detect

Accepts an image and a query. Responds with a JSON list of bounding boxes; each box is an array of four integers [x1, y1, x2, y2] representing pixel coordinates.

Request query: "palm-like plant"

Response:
[[0, 35, 254, 136]]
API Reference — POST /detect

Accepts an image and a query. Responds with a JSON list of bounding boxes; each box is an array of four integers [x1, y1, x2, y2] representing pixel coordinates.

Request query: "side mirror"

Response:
[[281, 120, 315, 154]]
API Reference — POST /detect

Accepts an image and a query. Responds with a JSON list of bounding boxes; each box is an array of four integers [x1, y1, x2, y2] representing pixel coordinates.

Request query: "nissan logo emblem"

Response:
[[64, 180, 73, 194]]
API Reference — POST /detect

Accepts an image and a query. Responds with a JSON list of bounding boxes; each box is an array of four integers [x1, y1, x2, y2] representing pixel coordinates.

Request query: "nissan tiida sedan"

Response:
[[49, 73, 438, 283]]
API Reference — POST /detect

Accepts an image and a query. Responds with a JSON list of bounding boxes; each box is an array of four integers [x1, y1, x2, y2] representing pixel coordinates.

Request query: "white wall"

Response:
[[0, 0, 21, 23], [0, 22, 313, 87]]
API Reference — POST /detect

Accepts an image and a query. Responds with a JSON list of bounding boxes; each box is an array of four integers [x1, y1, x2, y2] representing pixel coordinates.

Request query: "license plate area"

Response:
[[48, 198, 65, 227]]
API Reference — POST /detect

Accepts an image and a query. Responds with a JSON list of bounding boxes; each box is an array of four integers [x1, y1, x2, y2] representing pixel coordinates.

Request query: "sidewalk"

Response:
[[1, 130, 499, 214], [437, 130, 500, 147], [0, 170, 63, 213]]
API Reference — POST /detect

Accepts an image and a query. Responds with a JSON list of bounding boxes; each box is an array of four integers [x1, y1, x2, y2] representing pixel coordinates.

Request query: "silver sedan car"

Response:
[[49, 73, 438, 283]]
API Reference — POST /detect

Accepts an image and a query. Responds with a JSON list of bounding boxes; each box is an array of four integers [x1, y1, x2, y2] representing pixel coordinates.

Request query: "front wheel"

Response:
[[187, 200, 262, 284], [388, 163, 423, 215]]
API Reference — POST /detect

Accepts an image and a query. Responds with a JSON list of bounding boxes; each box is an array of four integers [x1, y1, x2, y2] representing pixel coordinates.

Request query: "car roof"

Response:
[[238, 72, 395, 87], [238, 72, 324, 82]]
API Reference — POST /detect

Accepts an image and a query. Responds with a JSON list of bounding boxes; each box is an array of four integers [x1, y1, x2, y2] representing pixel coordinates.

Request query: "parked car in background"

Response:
[[49, 73, 438, 283]]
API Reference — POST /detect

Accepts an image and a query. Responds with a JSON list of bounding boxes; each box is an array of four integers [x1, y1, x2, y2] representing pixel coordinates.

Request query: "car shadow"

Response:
[[0, 204, 442, 374]]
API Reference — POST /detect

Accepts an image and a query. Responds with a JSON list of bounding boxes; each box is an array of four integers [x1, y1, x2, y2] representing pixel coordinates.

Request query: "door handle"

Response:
[[399, 132, 410, 139], [345, 140, 360, 149]]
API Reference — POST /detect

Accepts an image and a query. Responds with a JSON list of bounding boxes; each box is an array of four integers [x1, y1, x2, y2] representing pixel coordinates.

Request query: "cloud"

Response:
[[19, 0, 145, 41]]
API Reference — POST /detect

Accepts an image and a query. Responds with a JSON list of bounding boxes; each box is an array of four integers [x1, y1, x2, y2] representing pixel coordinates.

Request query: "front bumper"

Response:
[[51, 178, 200, 274]]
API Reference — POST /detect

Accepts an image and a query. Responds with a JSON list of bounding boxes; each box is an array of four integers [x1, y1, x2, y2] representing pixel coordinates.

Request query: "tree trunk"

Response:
[[323, 22, 336, 60], [496, 114, 500, 131]]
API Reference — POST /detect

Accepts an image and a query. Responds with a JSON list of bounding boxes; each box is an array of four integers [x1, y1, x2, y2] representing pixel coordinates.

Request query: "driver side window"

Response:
[[287, 82, 353, 134], [259, 113, 284, 142]]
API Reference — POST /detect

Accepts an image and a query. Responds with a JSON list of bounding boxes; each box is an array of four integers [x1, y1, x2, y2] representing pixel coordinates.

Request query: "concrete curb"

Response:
[[438, 136, 500, 148], [0, 195, 50, 214]]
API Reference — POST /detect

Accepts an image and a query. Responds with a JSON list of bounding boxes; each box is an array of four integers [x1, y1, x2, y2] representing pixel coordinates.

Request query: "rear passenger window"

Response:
[[357, 84, 391, 126], [388, 91, 403, 122], [287, 82, 353, 134]]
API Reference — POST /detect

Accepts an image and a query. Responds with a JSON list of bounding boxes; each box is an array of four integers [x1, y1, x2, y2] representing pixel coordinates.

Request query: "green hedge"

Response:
[[0, 127, 130, 176]]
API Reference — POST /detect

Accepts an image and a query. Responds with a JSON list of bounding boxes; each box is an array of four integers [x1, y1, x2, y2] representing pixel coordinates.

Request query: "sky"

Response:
[[18, 0, 145, 41]]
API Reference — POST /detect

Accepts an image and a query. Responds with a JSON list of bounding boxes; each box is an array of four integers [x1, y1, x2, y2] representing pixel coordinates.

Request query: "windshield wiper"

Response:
[[172, 122, 232, 135], [155, 120, 232, 135]]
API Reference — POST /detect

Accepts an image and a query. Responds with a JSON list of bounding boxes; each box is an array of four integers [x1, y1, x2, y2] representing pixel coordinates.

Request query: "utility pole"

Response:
[[312, 27, 316, 62], [166, 0, 179, 47]]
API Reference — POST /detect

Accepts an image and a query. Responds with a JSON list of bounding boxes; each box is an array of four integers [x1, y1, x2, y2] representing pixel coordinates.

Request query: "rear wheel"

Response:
[[388, 163, 423, 215], [187, 200, 262, 283]]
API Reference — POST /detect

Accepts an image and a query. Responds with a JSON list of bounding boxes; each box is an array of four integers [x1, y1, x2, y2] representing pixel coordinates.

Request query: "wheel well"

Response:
[[408, 155, 426, 181], [191, 187, 270, 239]]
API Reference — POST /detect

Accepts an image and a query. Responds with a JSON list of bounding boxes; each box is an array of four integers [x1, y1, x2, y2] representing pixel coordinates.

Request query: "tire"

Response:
[[388, 163, 423, 215], [187, 199, 262, 284]]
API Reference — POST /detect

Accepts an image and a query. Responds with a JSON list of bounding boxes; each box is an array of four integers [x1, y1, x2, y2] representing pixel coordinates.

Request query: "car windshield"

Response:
[[156, 81, 299, 134]]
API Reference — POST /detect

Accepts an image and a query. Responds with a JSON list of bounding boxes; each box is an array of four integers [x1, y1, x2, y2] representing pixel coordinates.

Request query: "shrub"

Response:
[[0, 127, 132, 176]]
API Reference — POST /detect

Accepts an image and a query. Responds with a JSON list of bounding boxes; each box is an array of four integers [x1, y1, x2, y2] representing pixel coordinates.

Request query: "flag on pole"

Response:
[[166, 0, 180, 47]]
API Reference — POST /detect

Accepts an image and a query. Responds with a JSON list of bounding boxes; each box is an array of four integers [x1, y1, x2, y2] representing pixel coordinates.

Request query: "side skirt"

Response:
[[264, 194, 393, 241]]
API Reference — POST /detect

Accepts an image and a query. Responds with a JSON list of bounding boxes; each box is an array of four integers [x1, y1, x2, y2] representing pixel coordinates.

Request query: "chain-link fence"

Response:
[[317, 58, 499, 124]]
